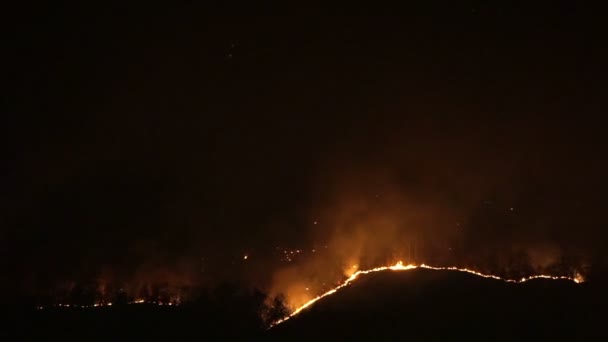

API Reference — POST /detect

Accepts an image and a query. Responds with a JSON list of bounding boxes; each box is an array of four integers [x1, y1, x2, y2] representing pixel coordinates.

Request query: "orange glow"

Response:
[[270, 261, 583, 327]]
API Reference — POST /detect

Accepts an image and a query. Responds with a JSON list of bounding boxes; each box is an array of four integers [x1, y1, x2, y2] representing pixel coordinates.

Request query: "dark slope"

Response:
[[5, 297, 268, 341], [270, 269, 603, 340], [5, 269, 605, 340]]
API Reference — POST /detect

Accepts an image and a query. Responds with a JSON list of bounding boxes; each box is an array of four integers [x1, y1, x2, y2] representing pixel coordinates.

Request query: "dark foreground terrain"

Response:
[[271, 269, 607, 340], [5, 269, 607, 340]]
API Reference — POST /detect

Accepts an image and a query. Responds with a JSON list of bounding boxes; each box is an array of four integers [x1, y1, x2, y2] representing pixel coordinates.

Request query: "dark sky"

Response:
[[4, 3, 607, 297]]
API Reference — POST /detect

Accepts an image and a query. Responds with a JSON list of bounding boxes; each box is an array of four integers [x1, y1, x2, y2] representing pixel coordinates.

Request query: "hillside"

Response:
[[269, 268, 602, 340], [6, 268, 604, 340]]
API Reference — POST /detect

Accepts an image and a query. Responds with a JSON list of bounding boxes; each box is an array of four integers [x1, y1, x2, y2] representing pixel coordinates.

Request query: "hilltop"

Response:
[[269, 268, 602, 340]]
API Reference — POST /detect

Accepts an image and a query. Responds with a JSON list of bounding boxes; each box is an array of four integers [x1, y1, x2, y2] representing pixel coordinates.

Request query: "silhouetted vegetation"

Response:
[[5, 282, 290, 340]]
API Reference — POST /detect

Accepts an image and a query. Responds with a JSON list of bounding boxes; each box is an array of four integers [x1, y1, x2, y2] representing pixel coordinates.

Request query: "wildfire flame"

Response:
[[38, 298, 178, 310], [270, 261, 583, 327]]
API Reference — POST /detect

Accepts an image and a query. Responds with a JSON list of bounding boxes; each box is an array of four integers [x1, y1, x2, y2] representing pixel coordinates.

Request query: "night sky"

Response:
[[5, 3, 607, 300]]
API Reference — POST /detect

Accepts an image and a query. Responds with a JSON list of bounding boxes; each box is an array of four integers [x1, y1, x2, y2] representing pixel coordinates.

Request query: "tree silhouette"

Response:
[[263, 294, 289, 326]]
